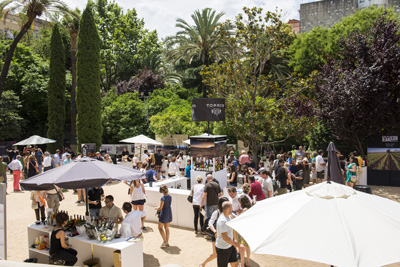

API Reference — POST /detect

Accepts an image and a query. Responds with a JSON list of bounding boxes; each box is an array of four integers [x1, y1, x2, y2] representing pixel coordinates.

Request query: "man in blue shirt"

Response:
[[146, 163, 158, 187]]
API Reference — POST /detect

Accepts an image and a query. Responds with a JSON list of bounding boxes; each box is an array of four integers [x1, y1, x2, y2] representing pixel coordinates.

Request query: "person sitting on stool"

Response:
[[50, 212, 78, 266]]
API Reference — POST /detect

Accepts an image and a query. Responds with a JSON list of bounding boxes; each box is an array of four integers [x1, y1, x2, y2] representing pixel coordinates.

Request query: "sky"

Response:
[[63, 0, 309, 39]]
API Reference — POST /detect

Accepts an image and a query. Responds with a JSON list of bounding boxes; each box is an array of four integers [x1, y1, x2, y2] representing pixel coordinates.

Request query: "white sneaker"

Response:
[[161, 242, 167, 248]]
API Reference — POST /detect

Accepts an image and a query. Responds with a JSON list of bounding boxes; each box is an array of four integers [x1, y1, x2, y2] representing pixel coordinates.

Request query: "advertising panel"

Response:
[[367, 135, 400, 186], [192, 98, 225, 122]]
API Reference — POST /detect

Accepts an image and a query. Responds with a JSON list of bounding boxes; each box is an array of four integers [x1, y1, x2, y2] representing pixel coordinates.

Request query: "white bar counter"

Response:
[[27, 224, 143, 267], [144, 176, 187, 190], [144, 187, 193, 229]]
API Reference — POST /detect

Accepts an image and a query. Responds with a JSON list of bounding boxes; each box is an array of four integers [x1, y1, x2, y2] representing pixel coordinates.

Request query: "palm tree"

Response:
[[165, 8, 227, 67], [165, 8, 227, 96], [0, 0, 70, 99], [62, 8, 80, 146]]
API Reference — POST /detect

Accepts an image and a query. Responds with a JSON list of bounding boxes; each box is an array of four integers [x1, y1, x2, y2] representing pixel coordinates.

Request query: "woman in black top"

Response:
[[227, 165, 237, 186], [26, 155, 38, 178], [50, 213, 78, 266], [294, 162, 306, 191]]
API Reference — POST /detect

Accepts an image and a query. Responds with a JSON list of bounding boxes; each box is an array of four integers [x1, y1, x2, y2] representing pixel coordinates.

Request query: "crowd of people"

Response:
[[1, 143, 368, 266]]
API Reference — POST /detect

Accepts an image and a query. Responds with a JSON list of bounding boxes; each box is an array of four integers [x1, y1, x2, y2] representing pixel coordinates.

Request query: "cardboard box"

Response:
[[83, 258, 100, 267], [113, 250, 121, 267]]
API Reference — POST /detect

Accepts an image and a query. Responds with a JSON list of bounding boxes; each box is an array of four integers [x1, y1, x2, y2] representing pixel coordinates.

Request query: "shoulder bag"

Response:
[[187, 185, 194, 203]]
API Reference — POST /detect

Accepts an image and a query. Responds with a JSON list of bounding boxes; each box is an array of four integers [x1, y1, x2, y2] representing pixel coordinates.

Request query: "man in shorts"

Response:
[[215, 202, 244, 267]]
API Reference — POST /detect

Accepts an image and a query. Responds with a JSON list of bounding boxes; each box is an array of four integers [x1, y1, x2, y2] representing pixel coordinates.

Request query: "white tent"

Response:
[[14, 135, 56, 146], [120, 134, 162, 145], [227, 182, 400, 267]]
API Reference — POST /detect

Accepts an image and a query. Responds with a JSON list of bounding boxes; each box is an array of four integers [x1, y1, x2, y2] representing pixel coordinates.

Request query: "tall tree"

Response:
[[76, 4, 102, 150], [165, 8, 227, 95], [63, 9, 80, 146], [202, 7, 313, 162], [0, 0, 69, 99], [166, 8, 226, 66], [47, 24, 65, 152], [94, 0, 161, 92], [315, 14, 400, 157]]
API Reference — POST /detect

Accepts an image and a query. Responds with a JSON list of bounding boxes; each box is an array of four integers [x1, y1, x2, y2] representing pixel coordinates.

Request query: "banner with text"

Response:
[[192, 98, 225, 122]]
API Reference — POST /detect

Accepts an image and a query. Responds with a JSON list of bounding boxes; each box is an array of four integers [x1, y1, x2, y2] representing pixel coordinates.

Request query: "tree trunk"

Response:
[[70, 30, 78, 146], [0, 17, 35, 99], [252, 138, 258, 167]]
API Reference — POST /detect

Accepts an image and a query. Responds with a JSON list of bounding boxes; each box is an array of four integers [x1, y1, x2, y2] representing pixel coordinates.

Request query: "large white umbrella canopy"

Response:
[[227, 182, 400, 267], [120, 134, 162, 145], [14, 135, 56, 146]]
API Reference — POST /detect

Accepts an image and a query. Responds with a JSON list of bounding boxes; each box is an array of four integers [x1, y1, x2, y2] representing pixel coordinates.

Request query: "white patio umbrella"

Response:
[[120, 134, 163, 161], [120, 134, 163, 145], [227, 182, 400, 267], [14, 135, 56, 146]]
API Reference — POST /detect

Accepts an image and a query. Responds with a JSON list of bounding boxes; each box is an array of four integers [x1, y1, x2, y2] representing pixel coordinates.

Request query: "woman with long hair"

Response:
[[26, 155, 38, 178], [130, 179, 147, 229], [345, 156, 358, 187], [50, 212, 78, 266], [156, 185, 172, 248]]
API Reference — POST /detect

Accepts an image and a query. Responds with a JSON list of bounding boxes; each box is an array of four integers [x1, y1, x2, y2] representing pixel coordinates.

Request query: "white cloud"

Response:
[[63, 0, 303, 39]]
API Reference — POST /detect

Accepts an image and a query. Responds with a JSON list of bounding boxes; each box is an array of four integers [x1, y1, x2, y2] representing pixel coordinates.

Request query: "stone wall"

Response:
[[300, 0, 358, 33]]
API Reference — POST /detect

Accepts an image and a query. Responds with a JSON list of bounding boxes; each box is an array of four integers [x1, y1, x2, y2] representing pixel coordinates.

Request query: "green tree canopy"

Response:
[[202, 7, 314, 161], [289, 6, 399, 76], [94, 0, 162, 92]]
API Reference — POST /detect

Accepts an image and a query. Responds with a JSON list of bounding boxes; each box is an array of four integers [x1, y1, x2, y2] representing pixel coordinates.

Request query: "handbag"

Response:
[[57, 191, 63, 202], [156, 210, 161, 218], [350, 175, 357, 183], [202, 216, 218, 237], [187, 186, 194, 203]]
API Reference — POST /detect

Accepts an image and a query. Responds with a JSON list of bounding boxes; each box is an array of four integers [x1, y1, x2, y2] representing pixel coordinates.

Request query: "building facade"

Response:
[[300, 0, 400, 33], [0, 14, 48, 39]]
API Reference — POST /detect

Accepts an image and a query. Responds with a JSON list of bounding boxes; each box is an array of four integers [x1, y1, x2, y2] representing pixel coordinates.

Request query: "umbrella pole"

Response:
[[85, 188, 89, 216]]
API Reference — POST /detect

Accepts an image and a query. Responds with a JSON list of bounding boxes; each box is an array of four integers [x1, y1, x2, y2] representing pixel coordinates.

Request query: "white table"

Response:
[[27, 224, 143, 267], [144, 176, 187, 190], [144, 187, 193, 229], [358, 166, 367, 185]]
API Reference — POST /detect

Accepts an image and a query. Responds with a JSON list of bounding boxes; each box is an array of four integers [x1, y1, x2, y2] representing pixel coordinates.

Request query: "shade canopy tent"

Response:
[[227, 182, 400, 267], [120, 134, 163, 161], [327, 142, 345, 184], [20, 157, 145, 215], [14, 135, 56, 146], [120, 134, 162, 146]]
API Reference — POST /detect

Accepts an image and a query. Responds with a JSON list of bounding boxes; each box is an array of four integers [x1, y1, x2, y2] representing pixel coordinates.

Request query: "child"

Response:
[[31, 191, 46, 223]]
